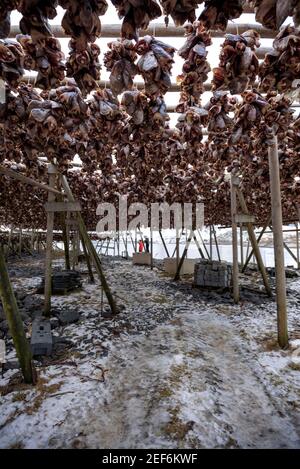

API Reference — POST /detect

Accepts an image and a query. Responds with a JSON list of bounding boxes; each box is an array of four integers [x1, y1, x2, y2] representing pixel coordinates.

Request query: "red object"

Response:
[[138, 240, 144, 252]]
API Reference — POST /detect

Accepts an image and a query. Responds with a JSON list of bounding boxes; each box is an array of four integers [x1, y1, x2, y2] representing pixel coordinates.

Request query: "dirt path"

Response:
[[1, 257, 300, 449], [53, 307, 300, 448]]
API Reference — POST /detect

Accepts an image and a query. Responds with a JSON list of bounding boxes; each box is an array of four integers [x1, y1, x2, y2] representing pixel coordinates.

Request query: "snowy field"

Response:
[[0, 255, 300, 448]]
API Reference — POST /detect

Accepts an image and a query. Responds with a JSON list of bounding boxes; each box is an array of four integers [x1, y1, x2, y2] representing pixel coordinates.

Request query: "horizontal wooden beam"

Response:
[[9, 23, 277, 40], [0, 165, 62, 195], [44, 201, 81, 212]]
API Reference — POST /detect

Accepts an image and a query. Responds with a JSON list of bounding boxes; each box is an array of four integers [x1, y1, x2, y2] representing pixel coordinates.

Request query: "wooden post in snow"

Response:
[[268, 136, 288, 348], [231, 174, 239, 304], [60, 175, 117, 315], [150, 229, 153, 270], [236, 189, 272, 297], [296, 223, 300, 270], [44, 164, 57, 317], [0, 248, 35, 384], [240, 225, 244, 269]]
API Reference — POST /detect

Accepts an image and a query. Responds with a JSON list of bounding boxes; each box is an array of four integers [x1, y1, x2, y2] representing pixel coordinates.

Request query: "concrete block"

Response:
[[164, 258, 196, 276], [133, 252, 151, 266], [31, 318, 53, 356]]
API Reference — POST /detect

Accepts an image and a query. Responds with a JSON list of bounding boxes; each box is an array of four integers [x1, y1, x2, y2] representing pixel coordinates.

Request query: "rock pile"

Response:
[[194, 260, 233, 288]]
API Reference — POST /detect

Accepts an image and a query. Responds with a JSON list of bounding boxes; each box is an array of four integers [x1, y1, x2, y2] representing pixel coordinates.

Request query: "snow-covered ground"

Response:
[[0, 255, 300, 448]]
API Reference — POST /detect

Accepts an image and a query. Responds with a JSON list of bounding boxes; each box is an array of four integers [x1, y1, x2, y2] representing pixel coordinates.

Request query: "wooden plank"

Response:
[[0, 247, 36, 384], [268, 136, 288, 348], [44, 164, 57, 317], [44, 201, 81, 212], [0, 165, 62, 196], [235, 214, 256, 224], [231, 174, 239, 304], [60, 175, 118, 315], [237, 189, 272, 297], [174, 231, 193, 281], [9, 23, 278, 39]]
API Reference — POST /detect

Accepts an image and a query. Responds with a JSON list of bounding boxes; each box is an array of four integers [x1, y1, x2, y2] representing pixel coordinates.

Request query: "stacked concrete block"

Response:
[[133, 252, 151, 265], [31, 318, 53, 356], [163, 258, 196, 276], [194, 260, 232, 288]]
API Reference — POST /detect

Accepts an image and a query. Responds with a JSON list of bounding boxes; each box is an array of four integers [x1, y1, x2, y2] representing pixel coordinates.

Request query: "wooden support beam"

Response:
[[44, 164, 57, 317], [150, 229, 153, 270], [242, 219, 271, 272], [268, 136, 288, 348], [231, 175, 240, 304], [268, 226, 298, 264], [60, 175, 118, 315], [80, 233, 95, 283], [0, 247, 36, 384], [213, 226, 221, 262], [198, 229, 210, 259], [192, 233, 205, 259], [174, 231, 193, 281], [240, 225, 244, 269], [159, 230, 170, 258], [296, 223, 300, 269], [0, 165, 61, 196], [9, 23, 278, 39], [237, 189, 272, 297]]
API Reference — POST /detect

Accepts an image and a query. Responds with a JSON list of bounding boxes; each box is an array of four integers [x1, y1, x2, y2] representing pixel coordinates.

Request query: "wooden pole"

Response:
[[159, 229, 170, 257], [61, 214, 71, 270], [44, 164, 57, 317], [268, 136, 288, 348], [212, 226, 221, 261], [192, 233, 205, 259], [176, 231, 180, 269], [236, 189, 272, 297], [0, 248, 35, 384], [80, 233, 95, 283], [150, 229, 153, 270], [198, 229, 210, 259], [209, 226, 213, 259], [231, 175, 239, 304], [174, 231, 193, 281], [60, 175, 117, 315], [0, 165, 61, 195], [240, 225, 244, 269], [242, 220, 271, 272], [296, 223, 300, 269]]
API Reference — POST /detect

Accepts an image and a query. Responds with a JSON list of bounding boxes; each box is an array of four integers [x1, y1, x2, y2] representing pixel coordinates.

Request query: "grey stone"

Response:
[[58, 309, 80, 325]]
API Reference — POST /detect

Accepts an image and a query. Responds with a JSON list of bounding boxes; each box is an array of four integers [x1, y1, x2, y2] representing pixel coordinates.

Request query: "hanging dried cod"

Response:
[[136, 35, 176, 97], [17, 0, 58, 44], [111, 0, 162, 40], [198, 0, 246, 31], [177, 22, 211, 110], [250, 0, 300, 30], [17, 34, 65, 89], [212, 29, 260, 94], [259, 25, 300, 99], [159, 1, 204, 26], [0, 38, 24, 87], [0, 1, 19, 38], [104, 39, 138, 96]]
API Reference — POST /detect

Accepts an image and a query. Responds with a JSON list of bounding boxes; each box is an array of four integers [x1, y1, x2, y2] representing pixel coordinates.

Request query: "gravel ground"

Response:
[[0, 253, 300, 448]]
